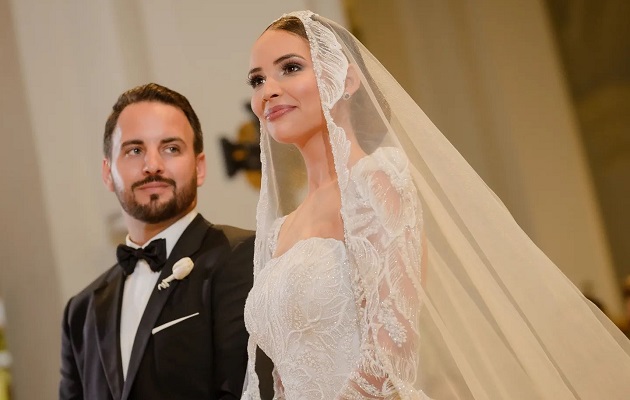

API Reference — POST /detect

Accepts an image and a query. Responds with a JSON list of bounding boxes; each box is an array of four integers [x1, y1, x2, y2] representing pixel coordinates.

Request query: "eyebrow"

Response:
[[161, 137, 184, 145], [120, 137, 185, 148], [248, 53, 307, 76], [121, 139, 143, 148]]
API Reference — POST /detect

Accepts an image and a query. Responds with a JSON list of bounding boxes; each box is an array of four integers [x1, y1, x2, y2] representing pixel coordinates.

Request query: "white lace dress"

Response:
[[245, 226, 361, 399], [244, 148, 429, 400]]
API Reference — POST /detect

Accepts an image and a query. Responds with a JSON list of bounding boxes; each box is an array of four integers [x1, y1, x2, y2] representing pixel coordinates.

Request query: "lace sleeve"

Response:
[[338, 149, 427, 400]]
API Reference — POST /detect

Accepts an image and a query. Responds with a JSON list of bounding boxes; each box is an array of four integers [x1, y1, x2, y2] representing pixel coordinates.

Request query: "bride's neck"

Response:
[[299, 130, 337, 191]]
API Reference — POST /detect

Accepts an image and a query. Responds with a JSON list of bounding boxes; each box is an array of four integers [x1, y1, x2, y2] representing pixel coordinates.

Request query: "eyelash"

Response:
[[126, 147, 142, 156], [282, 62, 302, 74], [123, 146, 180, 156], [247, 61, 304, 89], [247, 75, 264, 88]]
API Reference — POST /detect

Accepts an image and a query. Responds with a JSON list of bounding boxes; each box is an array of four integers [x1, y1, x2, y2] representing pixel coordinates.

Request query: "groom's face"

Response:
[[101, 101, 206, 224]]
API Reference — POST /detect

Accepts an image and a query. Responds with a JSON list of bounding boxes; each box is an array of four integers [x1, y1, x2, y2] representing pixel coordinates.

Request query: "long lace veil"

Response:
[[243, 10, 630, 400]]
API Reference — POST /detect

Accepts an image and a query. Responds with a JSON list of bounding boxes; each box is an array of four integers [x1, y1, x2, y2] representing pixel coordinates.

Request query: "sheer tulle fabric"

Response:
[[242, 10, 630, 400]]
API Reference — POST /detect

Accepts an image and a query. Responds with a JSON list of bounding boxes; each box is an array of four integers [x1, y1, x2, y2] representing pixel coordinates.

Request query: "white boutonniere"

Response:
[[158, 257, 194, 290]]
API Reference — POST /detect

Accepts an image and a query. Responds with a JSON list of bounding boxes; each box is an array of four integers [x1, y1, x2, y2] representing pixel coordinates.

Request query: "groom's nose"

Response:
[[143, 148, 165, 175]]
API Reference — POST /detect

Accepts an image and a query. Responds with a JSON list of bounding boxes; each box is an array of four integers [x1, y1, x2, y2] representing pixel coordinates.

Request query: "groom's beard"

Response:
[[115, 174, 197, 224]]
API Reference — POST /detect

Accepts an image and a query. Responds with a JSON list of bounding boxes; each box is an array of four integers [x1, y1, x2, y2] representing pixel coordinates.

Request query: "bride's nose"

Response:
[[262, 79, 282, 101]]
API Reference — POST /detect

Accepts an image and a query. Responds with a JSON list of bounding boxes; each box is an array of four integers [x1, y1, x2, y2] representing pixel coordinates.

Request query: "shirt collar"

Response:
[[125, 210, 198, 258]]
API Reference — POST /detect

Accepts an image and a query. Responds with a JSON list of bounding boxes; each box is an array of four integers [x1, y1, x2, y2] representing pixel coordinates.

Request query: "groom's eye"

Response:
[[125, 147, 142, 156]]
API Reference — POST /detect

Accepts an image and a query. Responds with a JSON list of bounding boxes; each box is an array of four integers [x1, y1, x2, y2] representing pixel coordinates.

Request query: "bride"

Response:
[[241, 10, 630, 400]]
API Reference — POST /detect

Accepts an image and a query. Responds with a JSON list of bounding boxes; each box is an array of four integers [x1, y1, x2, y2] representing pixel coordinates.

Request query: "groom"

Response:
[[60, 83, 270, 399]]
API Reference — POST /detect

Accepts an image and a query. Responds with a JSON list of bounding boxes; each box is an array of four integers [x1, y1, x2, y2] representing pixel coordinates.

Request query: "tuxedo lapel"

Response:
[[121, 215, 210, 400], [93, 269, 125, 400]]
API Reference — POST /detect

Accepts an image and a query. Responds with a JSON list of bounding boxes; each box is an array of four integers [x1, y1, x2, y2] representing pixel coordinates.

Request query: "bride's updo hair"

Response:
[[265, 15, 307, 40], [266, 16, 390, 153]]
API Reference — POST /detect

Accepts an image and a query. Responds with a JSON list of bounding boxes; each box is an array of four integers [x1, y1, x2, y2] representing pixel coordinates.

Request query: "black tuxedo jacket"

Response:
[[59, 214, 272, 400]]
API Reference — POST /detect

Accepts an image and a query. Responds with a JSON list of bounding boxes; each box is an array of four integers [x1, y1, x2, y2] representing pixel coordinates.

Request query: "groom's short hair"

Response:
[[103, 83, 203, 159]]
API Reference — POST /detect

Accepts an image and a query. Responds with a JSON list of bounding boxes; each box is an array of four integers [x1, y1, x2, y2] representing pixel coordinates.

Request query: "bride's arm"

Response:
[[272, 367, 285, 399], [337, 162, 426, 399]]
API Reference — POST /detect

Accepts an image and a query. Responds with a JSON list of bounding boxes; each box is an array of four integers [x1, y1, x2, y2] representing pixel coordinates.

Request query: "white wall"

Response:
[[0, 0, 62, 397]]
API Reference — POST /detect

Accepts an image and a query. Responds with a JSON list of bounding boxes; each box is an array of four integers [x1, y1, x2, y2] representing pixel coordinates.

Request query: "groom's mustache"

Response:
[[131, 175, 177, 190]]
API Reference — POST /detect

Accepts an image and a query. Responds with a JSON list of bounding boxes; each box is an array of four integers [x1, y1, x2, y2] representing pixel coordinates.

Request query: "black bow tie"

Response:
[[116, 238, 167, 275]]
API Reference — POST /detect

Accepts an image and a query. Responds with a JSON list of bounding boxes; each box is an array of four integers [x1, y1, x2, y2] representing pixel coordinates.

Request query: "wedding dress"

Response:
[[245, 148, 431, 399], [242, 10, 630, 400]]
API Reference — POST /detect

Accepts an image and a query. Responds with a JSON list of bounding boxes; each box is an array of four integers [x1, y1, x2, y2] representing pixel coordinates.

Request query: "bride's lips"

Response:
[[264, 105, 296, 121]]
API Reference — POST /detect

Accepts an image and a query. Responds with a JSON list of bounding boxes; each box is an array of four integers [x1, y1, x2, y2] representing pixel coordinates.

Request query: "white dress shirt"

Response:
[[119, 210, 198, 379]]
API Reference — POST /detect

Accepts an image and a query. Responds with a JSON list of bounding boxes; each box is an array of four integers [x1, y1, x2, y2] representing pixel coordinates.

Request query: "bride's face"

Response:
[[248, 29, 325, 146]]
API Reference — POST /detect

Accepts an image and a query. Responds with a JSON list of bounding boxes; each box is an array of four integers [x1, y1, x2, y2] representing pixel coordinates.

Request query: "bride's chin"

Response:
[[268, 129, 297, 145]]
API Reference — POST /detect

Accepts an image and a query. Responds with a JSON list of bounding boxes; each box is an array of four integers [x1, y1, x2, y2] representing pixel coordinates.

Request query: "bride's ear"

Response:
[[344, 64, 361, 96]]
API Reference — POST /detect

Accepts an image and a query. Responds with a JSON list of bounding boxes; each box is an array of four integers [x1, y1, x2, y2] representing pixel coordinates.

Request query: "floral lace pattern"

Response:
[[336, 148, 426, 400], [243, 9, 630, 400], [243, 10, 429, 400], [244, 148, 428, 399], [244, 232, 360, 399]]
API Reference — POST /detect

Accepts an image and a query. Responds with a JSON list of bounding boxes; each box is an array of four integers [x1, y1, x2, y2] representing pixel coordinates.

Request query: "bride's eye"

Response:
[[247, 74, 265, 88], [282, 62, 302, 75]]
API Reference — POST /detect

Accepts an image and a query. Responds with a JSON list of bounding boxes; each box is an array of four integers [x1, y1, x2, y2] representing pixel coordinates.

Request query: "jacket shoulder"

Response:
[[65, 265, 119, 306], [210, 223, 255, 249]]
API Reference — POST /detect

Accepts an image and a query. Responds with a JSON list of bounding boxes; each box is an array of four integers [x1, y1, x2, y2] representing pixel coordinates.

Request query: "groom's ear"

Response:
[[195, 152, 207, 187], [102, 158, 115, 192], [344, 64, 362, 96]]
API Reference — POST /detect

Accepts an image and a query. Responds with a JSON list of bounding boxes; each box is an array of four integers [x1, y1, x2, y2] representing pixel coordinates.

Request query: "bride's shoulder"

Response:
[[266, 215, 288, 252], [348, 147, 420, 233], [350, 147, 411, 189]]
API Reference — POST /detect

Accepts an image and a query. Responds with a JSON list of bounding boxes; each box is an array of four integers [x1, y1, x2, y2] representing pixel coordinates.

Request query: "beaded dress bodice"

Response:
[[244, 148, 427, 399], [244, 221, 361, 399]]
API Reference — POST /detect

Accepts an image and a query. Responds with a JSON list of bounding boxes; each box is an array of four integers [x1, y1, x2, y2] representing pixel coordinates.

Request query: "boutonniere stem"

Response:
[[158, 257, 194, 290]]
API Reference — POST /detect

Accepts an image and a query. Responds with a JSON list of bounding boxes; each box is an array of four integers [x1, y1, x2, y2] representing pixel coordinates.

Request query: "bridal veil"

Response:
[[242, 10, 630, 400]]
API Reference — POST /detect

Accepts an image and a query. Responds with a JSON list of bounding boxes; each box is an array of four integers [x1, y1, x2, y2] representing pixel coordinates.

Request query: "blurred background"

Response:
[[0, 0, 628, 398]]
